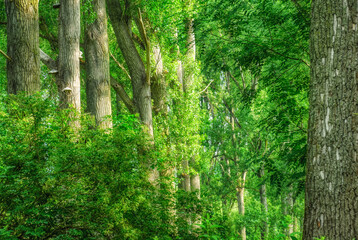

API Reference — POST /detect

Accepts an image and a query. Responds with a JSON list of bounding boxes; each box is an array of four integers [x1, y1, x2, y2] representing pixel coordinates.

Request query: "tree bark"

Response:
[[106, 0, 153, 136], [303, 1, 358, 239], [5, 0, 40, 95], [58, 0, 81, 115], [84, 0, 112, 129], [151, 46, 167, 115]]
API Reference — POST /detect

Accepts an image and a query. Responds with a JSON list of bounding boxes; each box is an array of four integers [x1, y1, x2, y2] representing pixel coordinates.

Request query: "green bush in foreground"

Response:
[[0, 94, 172, 239]]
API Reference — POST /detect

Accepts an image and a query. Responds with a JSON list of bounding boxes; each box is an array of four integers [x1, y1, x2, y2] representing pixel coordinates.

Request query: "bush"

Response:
[[0, 94, 169, 239]]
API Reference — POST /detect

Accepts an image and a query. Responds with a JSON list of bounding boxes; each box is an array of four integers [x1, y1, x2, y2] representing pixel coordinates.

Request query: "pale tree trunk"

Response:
[[58, 0, 81, 117], [151, 46, 167, 115], [84, 0, 112, 129], [106, 0, 153, 136], [258, 165, 268, 240], [236, 171, 247, 240], [185, 18, 199, 195], [303, 1, 358, 239], [5, 0, 40, 94]]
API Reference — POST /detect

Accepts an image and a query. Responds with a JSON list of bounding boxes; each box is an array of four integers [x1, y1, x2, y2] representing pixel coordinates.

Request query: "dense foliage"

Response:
[[0, 0, 311, 239]]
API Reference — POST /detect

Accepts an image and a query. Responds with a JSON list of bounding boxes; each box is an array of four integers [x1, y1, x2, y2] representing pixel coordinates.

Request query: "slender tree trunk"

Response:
[[84, 0, 112, 129], [303, 1, 358, 239], [5, 0, 40, 94], [258, 165, 268, 240], [58, 0, 81, 116], [236, 171, 247, 240], [106, 0, 153, 136], [228, 73, 246, 240]]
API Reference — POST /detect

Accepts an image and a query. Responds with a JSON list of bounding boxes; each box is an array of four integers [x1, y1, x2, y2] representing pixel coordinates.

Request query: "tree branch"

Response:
[[0, 49, 11, 61], [110, 51, 131, 80], [110, 76, 136, 114], [40, 49, 57, 71]]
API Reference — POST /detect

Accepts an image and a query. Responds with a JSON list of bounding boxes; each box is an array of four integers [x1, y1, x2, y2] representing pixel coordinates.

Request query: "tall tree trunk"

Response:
[[236, 171, 247, 240], [228, 73, 246, 240], [258, 165, 268, 240], [303, 1, 358, 239], [84, 0, 112, 129], [5, 0, 40, 94], [58, 0, 81, 115], [106, 0, 153, 136]]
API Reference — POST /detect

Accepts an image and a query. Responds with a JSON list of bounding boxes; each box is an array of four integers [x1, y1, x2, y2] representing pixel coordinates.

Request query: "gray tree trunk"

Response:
[[84, 0, 112, 129], [106, 0, 153, 136], [5, 0, 40, 94], [303, 1, 358, 239], [58, 0, 81, 115]]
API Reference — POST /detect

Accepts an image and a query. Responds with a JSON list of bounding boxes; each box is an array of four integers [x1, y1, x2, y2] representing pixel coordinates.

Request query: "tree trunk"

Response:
[[84, 0, 112, 129], [106, 0, 153, 136], [58, 0, 81, 115], [236, 171, 247, 240], [5, 0, 40, 95], [258, 166, 268, 240], [151, 46, 167, 115], [303, 1, 358, 239]]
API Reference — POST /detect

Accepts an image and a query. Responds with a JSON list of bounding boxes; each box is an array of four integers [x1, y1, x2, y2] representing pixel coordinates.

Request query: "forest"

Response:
[[0, 0, 357, 239]]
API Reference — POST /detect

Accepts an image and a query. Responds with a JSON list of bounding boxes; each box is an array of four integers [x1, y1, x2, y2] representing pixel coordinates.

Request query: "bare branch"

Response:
[[110, 76, 136, 114], [110, 51, 131, 80], [40, 49, 57, 70], [0, 49, 11, 61]]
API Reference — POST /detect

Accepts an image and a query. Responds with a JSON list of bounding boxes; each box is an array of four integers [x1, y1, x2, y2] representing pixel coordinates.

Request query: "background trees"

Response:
[[0, 0, 344, 239]]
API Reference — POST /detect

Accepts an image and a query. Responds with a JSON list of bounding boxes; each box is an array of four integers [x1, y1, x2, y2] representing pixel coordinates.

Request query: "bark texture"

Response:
[[151, 46, 167, 115], [5, 0, 40, 94], [303, 1, 358, 239], [58, 0, 81, 113], [85, 0, 112, 129], [106, 0, 153, 136]]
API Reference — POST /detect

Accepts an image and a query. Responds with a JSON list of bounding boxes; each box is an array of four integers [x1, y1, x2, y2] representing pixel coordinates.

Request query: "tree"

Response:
[[58, 0, 81, 114], [84, 0, 112, 129], [303, 1, 358, 239], [5, 0, 40, 94], [106, 0, 153, 136]]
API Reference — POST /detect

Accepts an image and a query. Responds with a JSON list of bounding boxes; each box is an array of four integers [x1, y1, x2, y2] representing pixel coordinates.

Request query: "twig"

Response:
[[0, 49, 11, 61], [199, 80, 214, 94], [109, 51, 131, 80]]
